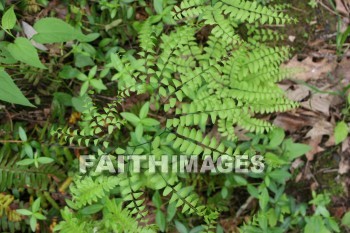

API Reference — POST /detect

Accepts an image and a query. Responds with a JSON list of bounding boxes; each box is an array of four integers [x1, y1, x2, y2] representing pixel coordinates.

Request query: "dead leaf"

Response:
[[21, 21, 48, 51], [335, 0, 350, 16], [342, 137, 350, 152], [339, 146, 350, 175], [283, 56, 337, 81], [304, 120, 334, 160], [285, 84, 310, 102], [301, 93, 334, 116], [339, 156, 350, 174], [305, 137, 325, 160], [273, 112, 317, 132], [305, 119, 334, 139]]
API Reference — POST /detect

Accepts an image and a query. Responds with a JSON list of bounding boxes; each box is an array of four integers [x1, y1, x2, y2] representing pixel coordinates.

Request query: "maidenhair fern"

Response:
[[54, 0, 297, 232]]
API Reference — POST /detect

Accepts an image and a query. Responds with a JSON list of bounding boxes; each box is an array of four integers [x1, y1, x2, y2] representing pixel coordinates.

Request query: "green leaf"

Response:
[[175, 220, 188, 233], [24, 143, 34, 158], [135, 124, 143, 141], [2, 6, 16, 30], [16, 209, 32, 216], [259, 188, 269, 210], [37, 157, 54, 164], [30, 216, 37, 232], [268, 127, 285, 148], [284, 139, 311, 160], [33, 213, 46, 220], [16, 158, 34, 166], [166, 202, 177, 222], [80, 204, 104, 215], [0, 68, 35, 107], [139, 102, 150, 119], [18, 126, 27, 141], [342, 211, 350, 227], [156, 210, 166, 232], [334, 121, 348, 145], [120, 112, 140, 125], [32, 198, 41, 212], [152, 191, 162, 209], [154, 0, 163, 14], [90, 79, 107, 91], [304, 216, 330, 233], [141, 118, 160, 126], [7, 37, 46, 69], [32, 18, 88, 43]]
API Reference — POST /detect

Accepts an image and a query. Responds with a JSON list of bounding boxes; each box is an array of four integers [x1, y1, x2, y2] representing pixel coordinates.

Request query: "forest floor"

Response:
[[270, 0, 350, 225], [1, 0, 350, 232]]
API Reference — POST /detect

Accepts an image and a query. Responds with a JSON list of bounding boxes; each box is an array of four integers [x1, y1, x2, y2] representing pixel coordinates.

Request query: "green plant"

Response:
[[3, 1, 344, 233], [16, 198, 47, 232], [51, 0, 303, 232]]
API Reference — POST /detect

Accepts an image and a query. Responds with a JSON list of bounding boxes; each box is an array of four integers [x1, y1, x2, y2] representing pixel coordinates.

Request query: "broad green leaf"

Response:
[[29, 216, 37, 232], [334, 121, 348, 145], [18, 126, 27, 141], [120, 112, 140, 125], [135, 124, 143, 141], [139, 102, 150, 119], [152, 191, 162, 209], [16, 159, 34, 166], [7, 37, 46, 69], [16, 209, 32, 216], [175, 220, 188, 233], [156, 210, 166, 232], [154, 0, 163, 14], [304, 216, 330, 233], [32, 198, 41, 212], [268, 127, 285, 148], [284, 139, 311, 160], [0, 68, 35, 107], [33, 213, 46, 220], [259, 188, 269, 210], [342, 211, 350, 227], [166, 202, 177, 222], [37, 157, 54, 164], [141, 118, 160, 126], [80, 204, 104, 215], [32, 18, 88, 43], [90, 79, 107, 91], [2, 6, 16, 30], [0, 41, 16, 64]]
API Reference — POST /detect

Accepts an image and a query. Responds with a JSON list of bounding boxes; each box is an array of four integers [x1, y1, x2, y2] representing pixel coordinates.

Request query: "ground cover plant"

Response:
[[0, 0, 349, 232]]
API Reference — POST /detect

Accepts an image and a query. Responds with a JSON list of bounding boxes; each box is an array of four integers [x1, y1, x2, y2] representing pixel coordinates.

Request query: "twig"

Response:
[[235, 196, 255, 219], [0, 140, 23, 143]]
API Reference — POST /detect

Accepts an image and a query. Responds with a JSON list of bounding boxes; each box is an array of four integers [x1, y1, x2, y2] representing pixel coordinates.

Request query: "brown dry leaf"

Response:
[[283, 56, 337, 81], [305, 119, 334, 139], [342, 137, 350, 152], [335, 0, 350, 16], [305, 137, 325, 161], [304, 119, 334, 160], [285, 85, 310, 102], [336, 58, 350, 83], [300, 93, 334, 116], [339, 143, 350, 174], [339, 156, 350, 174], [273, 112, 317, 132]]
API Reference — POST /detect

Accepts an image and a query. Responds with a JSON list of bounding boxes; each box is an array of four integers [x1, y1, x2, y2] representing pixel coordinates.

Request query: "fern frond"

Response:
[[218, 0, 295, 24], [172, 0, 207, 20], [70, 176, 119, 208], [0, 144, 65, 191]]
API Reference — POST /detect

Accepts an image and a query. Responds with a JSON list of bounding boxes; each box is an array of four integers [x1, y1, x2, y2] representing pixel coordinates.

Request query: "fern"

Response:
[[0, 144, 65, 191], [54, 0, 298, 232]]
